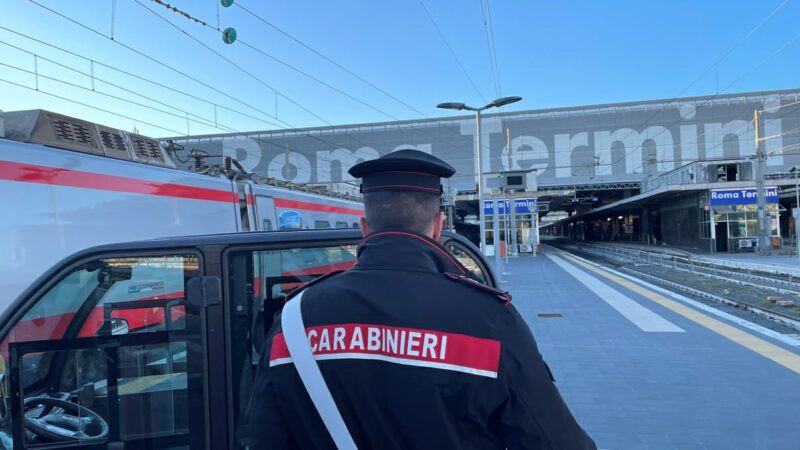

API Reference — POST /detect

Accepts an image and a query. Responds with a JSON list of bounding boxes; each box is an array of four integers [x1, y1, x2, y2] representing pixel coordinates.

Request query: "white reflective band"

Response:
[[282, 291, 357, 450], [270, 352, 498, 378]]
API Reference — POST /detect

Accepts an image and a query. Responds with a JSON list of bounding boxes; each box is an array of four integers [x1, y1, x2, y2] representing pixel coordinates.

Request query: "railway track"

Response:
[[549, 241, 800, 332]]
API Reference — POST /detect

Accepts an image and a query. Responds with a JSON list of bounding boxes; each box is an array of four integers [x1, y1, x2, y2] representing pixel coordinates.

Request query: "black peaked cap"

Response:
[[348, 149, 456, 195]]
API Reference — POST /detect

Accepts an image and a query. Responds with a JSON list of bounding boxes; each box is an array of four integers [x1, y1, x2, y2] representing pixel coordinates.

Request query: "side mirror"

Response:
[[444, 242, 488, 284], [110, 318, 129, 335], [439, 233, 497, 288]]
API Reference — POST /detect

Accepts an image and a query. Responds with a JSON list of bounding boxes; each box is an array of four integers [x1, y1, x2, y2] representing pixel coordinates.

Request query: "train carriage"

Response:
[[0, 109, 363, 330]]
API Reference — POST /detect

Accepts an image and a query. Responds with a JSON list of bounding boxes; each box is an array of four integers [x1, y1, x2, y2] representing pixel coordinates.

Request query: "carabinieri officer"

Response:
[[248, 149, 596, 449]]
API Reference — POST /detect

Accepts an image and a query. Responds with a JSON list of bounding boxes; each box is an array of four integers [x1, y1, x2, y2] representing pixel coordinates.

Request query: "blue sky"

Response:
[[1, 0, 799, 137]]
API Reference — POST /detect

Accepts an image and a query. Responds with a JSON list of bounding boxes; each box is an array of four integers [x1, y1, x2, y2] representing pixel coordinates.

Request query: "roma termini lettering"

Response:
[[174, 89, 800, 190]]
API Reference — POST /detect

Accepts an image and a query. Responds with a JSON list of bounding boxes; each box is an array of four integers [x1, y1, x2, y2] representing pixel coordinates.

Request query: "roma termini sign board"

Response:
[[483, 198, 537, 215], [173, 89, 800, 191], [710, 188, 779, 206]]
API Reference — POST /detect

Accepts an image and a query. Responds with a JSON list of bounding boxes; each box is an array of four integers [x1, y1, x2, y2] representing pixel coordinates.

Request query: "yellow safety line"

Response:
[[558, 252, 800, 374], [119, 372, 182, 395]]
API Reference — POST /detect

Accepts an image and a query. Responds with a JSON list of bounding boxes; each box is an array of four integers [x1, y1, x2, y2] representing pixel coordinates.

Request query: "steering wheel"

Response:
[[23, 397, 109, 444]]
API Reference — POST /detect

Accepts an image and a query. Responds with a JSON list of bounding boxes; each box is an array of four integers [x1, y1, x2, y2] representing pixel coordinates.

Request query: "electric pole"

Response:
[[754, 109, 769, 254]]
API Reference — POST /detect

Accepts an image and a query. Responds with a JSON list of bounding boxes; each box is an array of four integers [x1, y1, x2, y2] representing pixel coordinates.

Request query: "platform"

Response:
[[503, 246, 800, 450], [549, 238, 800, 276], [695, 253, 800, 277]]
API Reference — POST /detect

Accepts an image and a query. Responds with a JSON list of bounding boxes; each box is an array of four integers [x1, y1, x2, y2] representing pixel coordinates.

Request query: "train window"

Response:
[[262, 219, 273, 231], [314, 220, 331, 229], [2, 254, 206, 448], [226, 244, 358, 447], [352, 222, 358, 228], [335, 221, 349, 228]]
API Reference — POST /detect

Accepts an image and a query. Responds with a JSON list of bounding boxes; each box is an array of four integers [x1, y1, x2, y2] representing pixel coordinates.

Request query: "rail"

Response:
[[553, 241, 800, 330]]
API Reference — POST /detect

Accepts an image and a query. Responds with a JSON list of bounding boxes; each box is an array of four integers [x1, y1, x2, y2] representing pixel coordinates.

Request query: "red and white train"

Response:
[[0, 109, 364, 310]]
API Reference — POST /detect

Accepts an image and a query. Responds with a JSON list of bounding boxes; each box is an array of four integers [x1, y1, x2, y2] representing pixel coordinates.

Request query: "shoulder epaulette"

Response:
[[443, 272, 511, 305], [285, 270, 345, 303]]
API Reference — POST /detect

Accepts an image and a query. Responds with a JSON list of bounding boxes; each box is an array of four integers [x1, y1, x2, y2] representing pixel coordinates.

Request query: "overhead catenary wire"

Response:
[[478, 0, 509, 138], [133, 0, 423, 159], [231, 0, 492, 156], [417, 0, 488, 103], [0, 30, 441, 181], [136, 0, 484, 168], [149, 0, 485, 159], [0, 41, 242, 134], [132, 0, 333, 128], [147, 0, 524, 179], [0, 74, 351, 178], [0, 25, 282, 129], [0, 76, 184, 135], [0, 45, 365, 175], [234, 0, 431, 119], [0, 70, 353, 176], [26, 0, 284, 127], [480, 0, 502, 99], [21, 0, 379, 168], [143, 0, 460, 161], [0, 60, 239, 133], [599, 31, 800, 176], [599, 0, 794, 175], [674, 0, 790, 100]]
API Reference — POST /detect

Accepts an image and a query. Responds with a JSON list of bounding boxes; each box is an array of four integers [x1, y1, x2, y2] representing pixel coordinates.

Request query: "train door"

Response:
[[252, 191, 278, 232], [237, 184, 256, 232], [2, 251, 209, 449]]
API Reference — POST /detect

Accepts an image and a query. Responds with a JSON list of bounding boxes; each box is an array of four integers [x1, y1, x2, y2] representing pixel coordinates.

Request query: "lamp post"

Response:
[[437, 96, 522, 257], [791, 166, 800, 260]]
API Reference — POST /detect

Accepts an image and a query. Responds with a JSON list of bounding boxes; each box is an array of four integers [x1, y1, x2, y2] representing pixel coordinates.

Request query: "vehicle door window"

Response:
[[226, 243, 358, 447], [1, 254, 206, 449]]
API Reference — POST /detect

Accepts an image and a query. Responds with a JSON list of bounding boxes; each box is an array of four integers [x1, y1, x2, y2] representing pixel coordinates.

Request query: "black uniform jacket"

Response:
[[248, 231, 596, 450]]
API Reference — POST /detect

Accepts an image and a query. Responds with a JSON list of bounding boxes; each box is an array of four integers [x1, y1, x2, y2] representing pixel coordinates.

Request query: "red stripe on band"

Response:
[[0, 160, 238, 203], [274, 197, 363, 216], [270, 323, 500, 377]]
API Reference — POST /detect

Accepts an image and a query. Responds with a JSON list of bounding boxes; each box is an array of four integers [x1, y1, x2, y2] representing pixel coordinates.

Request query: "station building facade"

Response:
[[172, 88, 800, 253]]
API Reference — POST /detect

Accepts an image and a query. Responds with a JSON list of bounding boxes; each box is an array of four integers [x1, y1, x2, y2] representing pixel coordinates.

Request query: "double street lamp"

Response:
[[437, 96, 522, 256]]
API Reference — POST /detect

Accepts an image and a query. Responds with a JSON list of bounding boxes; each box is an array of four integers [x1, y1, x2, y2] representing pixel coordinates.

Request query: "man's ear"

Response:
[[359, 217, 370, 237], [431, 211, 446, 240]]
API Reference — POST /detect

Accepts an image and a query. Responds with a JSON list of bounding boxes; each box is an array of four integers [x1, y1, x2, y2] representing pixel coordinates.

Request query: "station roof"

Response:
[[544, 179, 798, 226]]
